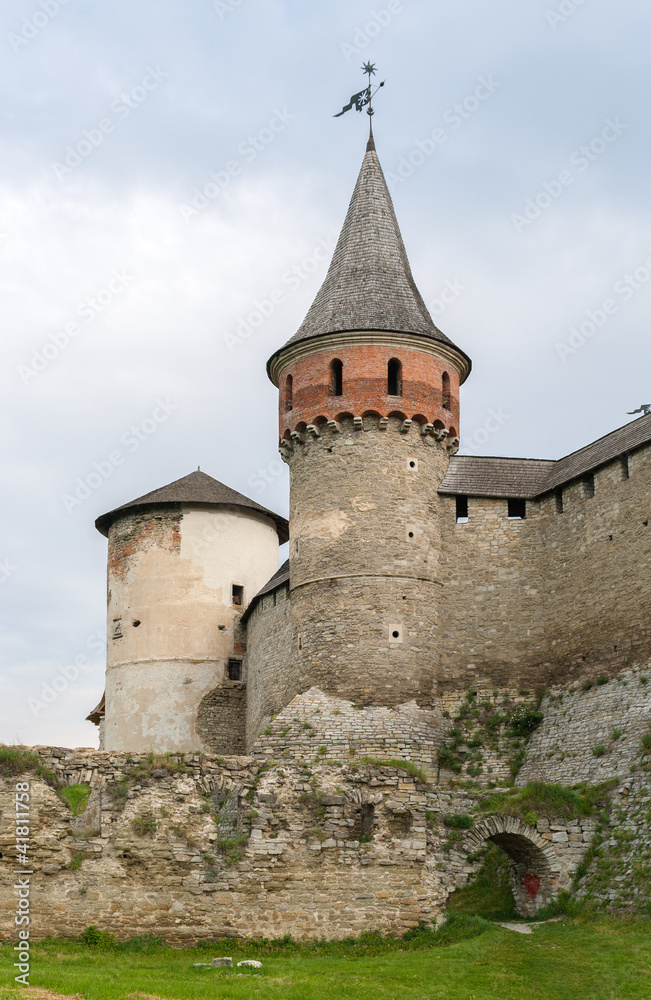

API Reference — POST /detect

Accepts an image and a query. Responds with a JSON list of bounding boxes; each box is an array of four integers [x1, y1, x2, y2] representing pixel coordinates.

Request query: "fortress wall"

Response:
[[0, 752, 454, 943], [249, 686, 448, 776], [244, 582, 293, 749], [438, 443, 651, 691], [537, 441, 651, 677], [518, 668, 651, 785], [439, 494, 549, 691]]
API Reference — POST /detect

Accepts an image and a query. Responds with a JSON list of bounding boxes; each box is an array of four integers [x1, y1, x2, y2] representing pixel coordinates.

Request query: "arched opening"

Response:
[[330, 358, 343, 397], [442, 372, 451, 410], [387, 358, 402, 396], [285, 374, 293, 411], [447, 816, 562, 919], [448, 426, 458, 439]]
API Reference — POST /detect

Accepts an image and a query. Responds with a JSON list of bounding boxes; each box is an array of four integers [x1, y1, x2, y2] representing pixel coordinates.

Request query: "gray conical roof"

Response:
[[95, 470, 289, 542], [268, 139, 470, 373]]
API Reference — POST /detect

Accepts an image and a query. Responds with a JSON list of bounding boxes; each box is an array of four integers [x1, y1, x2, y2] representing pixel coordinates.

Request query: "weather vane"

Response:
[[334, 62, 386, 141]]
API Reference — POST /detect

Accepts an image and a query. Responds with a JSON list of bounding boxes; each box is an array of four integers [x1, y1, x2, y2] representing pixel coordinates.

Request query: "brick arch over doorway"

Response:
[[461, 815, 562, 917]]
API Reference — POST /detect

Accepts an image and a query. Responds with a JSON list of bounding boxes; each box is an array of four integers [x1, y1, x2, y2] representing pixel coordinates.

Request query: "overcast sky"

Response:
[[1, 0, 650, 748]]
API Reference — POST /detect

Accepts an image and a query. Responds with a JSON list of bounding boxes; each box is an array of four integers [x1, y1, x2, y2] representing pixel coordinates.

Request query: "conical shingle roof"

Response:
[[95, 470, 289, 542], [268, 138, 470, 375]]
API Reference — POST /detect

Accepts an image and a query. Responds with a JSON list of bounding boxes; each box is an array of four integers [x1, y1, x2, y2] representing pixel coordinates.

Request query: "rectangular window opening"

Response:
[[227, 658, 242, 681], [555, 489, 564, 514], [231, 584, 244, 607], [455, 496, 469, 523], [507, 498, 526, 520], [621, 454, 630, 480], [583, 474, 595, 499]]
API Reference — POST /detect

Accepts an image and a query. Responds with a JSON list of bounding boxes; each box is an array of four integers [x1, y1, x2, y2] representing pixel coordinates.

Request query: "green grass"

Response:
[[1, 919, 650, 999], [0, 745, 58, 787], [447, 843, 519, 921], [58, 783, 92, 816], [478, 780, 617, 822]]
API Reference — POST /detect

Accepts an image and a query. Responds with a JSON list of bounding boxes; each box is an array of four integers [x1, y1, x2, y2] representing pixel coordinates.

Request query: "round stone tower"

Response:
[[95, 470, 288, 752], [266, 135, 471, 708]]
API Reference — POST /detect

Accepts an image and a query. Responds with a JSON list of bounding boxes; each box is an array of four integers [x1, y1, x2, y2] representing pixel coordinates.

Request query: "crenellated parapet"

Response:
[[279, 411, 460, 462]]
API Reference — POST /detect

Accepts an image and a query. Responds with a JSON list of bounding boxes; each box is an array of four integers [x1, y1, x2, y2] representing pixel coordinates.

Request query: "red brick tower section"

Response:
[[266, 135, 471, 709]]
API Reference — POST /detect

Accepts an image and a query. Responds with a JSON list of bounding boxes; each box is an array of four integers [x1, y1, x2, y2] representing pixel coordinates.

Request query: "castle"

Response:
[[2, 134, 650, 943], [87, 131, 651, 761]]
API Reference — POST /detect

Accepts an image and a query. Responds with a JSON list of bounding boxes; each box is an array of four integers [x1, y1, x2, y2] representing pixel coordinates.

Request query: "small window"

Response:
[[555, 489, 564, 514], [508, 498, 526, 520], [442, 372, 451, 410], [456, 496, 469, 523], [331, 358, 343, 397], [621, 454, 630, 480], [387, 358, 402, 396], [583, 474, 595, 499], [285, 374, 293, 411], [231, 584, 244, 607], [227, 658, 242, 681]]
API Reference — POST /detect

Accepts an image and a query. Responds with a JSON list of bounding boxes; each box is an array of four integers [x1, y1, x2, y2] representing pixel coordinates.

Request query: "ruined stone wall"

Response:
[[283, 415, 453, 709], [0, 751, 456, 943], [244, 582, 293, 749], [0, 746, 604, 942], [438, 442, 651, 692]]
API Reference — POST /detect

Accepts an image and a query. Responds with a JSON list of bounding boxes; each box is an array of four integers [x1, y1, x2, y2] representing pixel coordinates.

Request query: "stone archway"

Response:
[[463, 815, 561, 917]]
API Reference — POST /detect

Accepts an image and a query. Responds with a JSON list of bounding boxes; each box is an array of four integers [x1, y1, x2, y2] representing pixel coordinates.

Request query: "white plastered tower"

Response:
[[94, 470, 288, 752]]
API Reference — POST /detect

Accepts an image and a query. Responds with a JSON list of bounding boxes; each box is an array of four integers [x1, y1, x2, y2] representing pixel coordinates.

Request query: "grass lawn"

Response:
[[1, 918, 650, 1000]]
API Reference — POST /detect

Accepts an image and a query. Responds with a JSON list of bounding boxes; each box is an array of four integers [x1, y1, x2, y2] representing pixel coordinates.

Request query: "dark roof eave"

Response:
[[241, 559, 290, 624], [95, 501, 289, 544]]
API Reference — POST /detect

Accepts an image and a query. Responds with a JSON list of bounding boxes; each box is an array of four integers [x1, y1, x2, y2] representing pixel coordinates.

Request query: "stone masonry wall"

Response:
[[283, 415, 453, 709], [0, 748, 597, 943], [518, 667, 651, 785], [250, 686, 448, 776], [438, 441, 651, 692], [196, 683, 246, 754], [244, 582, 293, 749]]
